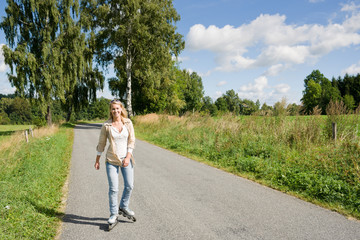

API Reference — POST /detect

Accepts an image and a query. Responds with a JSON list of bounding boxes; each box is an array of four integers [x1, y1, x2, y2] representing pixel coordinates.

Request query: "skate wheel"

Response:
[[132, 217, 137, 222], [108, 221, 118, 231]]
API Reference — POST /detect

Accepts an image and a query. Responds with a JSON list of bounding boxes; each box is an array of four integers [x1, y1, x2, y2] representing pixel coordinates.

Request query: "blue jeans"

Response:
[[106, 161, 134, 216]]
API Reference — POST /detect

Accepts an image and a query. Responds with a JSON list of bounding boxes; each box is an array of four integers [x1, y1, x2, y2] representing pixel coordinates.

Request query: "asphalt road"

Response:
[[59, 123, 360, 240]]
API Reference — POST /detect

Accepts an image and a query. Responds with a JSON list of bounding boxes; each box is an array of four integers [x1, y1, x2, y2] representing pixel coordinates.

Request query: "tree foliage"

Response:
[[214, 90, 260, 115], [82, 0, 185, 116], [1, 0, 104, 124], [302, 70, 360, 114]]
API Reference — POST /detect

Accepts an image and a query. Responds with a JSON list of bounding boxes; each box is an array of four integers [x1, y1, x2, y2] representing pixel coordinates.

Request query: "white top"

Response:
[[97, 125, 133, 157]]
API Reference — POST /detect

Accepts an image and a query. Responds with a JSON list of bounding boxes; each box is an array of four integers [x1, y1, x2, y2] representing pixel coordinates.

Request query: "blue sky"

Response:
[[1, 0, 360, 106]]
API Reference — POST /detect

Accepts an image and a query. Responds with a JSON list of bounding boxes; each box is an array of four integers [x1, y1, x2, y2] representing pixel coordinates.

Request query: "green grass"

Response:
[[0, 125, 34, 131], [0, 124, 74, 239], [134, 113, 360, 219], [0, 125, 34, 143]]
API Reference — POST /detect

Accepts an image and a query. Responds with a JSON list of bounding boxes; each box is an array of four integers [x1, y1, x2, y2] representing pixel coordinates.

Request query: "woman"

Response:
[[95, 99, 136, 225]]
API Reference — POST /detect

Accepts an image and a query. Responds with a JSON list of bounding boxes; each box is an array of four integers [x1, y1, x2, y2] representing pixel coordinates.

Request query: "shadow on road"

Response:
[[74, 123, 102, 130], [63, 214, 135, 231], [62, 214, 109, 231]]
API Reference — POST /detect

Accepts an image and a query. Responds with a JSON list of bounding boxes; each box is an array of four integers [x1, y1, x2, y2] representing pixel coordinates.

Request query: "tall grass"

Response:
[[0, 124, 74, 239], [134, 112, 360, 219]]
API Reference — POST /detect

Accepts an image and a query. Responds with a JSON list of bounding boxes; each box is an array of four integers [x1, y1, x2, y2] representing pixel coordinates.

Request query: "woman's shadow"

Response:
[[62, 214, 109, 231], [63, 213, 133, 231]]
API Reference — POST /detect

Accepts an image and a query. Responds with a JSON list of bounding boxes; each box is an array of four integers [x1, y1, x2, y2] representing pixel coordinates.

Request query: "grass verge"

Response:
[[134, 113, 360, 220], [0, 124, 74, 239]]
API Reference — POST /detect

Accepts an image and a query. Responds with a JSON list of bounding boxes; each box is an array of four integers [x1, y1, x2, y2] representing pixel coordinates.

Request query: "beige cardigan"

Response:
[[96, 118, 135, 166]]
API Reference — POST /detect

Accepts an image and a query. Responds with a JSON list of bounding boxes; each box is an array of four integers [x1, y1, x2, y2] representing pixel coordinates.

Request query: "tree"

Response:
[[0, 97, 13, 124], [261, 103, 273, 111], [223, 89, 241, 114], [239, 99, 257, 115], [319, 77, 341, 113], [301, 70, 325, 114], [302, 79, 321, 114], [84, 0, 184, 116], [287, 103, 301, 116], [183, 72, 204, 112], [129, 63, 185, 114], [215, 97, 228, 112], [0, 97, 32, 124], [1, 0, 99, 124], [273, 97, 288, 116], [0, 93, 15, 99], [337, 73, 360, 108], [201, 96, 218, 116], [343, 94, 356, 110], [255, 99, 261, 111], [302, 70, 346, 114]]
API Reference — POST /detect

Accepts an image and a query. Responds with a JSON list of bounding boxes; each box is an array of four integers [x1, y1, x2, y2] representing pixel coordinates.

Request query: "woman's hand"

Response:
[[94, 161, 100, 170], [122, 158, 130, 167], [95, 155, 101, 170]]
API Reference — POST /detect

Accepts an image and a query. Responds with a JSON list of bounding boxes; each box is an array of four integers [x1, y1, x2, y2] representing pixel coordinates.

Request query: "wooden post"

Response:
[[332, 122, 337, 143], [29, 127, 33, 137], [25, 130, 29, 143]]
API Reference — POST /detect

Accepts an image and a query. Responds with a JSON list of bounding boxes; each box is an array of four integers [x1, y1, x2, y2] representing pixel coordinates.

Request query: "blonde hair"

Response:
[[109, 100, 128, 122]]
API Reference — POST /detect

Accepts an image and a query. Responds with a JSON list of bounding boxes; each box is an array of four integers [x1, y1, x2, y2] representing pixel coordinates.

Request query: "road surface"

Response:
[[59, 123, 360, 240]]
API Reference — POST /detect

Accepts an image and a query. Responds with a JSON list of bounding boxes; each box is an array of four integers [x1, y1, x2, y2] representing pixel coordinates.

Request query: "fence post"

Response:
[[332, 122, 337, 143], [29, 127, 33, 137], [25, 130, 29, 143]]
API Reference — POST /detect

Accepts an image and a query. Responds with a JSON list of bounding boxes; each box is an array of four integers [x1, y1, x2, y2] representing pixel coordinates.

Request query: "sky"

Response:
[[1, 0, 360, 106]]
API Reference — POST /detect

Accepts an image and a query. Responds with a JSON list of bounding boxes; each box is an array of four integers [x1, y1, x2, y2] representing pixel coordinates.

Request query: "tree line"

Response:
[[302, 70, 360, 114], [1, 69, 360, 125], [0, 95, 109, 125]]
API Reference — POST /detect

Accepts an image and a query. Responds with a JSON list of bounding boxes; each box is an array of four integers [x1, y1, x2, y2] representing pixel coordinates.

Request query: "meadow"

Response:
[[134, 112, 360, 220], [0, 124, 74, 239], [0, 125, 34, 143]]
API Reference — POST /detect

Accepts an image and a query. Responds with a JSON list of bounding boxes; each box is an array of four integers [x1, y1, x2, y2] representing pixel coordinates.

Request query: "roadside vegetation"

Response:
[[0, 124, 74, 239], [0, 125, 34, 143], [134, 104, 360, 220]]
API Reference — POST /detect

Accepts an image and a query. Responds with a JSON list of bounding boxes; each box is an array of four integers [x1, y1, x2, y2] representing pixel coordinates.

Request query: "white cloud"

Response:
[[342, 61, 360, 75], [274, 83, 291, 94], [237, 76, 291, 105], [239, 76, 268, 93], [197, 69, 213, 77], [186, 9, 360, 76], [257, 45, 311, 65], [0, 44, 8, 72], [341, 2, 360, 12], [174, 56, 189, 62], [216, 81, 227, 87], [264, 64, 289, 76]]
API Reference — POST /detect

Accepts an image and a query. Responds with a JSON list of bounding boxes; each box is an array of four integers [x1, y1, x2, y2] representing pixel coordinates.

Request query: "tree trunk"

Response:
[[46, 104, 52, 126], [126, 46, 133, 117], [66, 105, 72, 122]]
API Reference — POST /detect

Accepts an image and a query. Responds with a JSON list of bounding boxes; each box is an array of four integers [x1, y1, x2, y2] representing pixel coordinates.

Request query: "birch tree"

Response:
[[1, 0, 103, 124], [83, 0, 184, 116]]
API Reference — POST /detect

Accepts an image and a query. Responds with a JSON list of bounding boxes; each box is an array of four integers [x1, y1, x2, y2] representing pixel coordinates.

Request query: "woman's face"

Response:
[[111, 103, 122, 118]]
